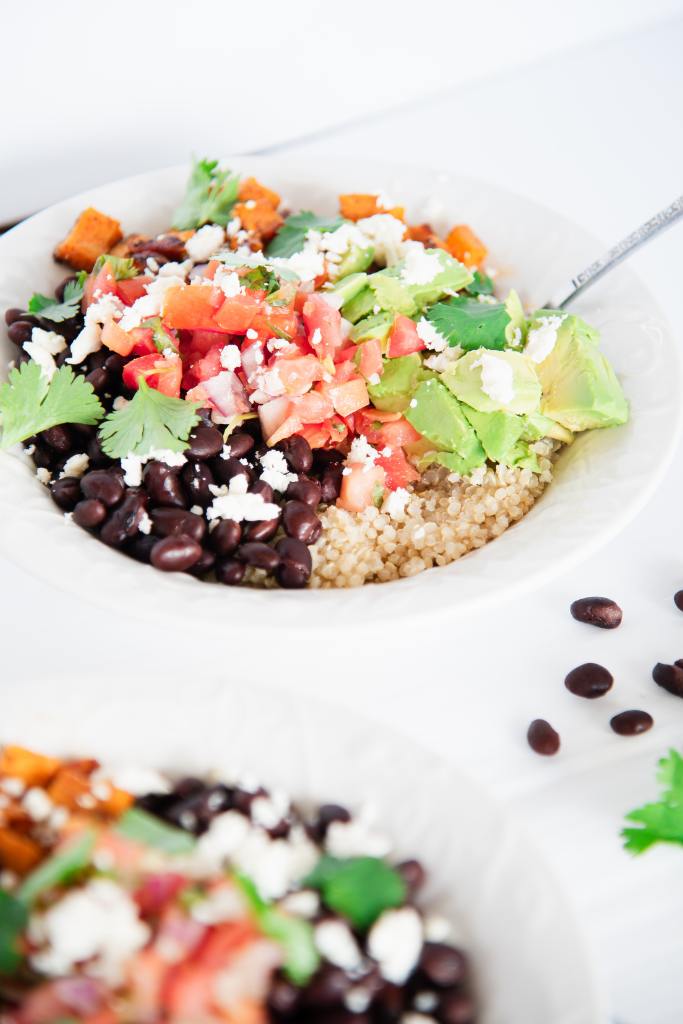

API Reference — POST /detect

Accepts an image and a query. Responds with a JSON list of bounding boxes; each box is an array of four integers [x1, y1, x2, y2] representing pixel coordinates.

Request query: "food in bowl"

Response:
[[0, 744, 475, 1023], [0, 159, 628, 589]]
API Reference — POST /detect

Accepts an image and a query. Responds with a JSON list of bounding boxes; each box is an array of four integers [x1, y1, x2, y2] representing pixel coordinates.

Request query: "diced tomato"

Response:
[[101, 318, 136, 357], [123, 353, 182, 398], [258, 397, 293, 443], [338, 463, 386, 512], [335, 344, 358, 364], [250, 306, 300, 342], [213, 292, 262, 333], [116, 276, 151, 306], [377, 449, 420, 490], [274, 354, 325, 396], [332, 359, 357, 384], [127, 948, 168, 1020], [195, 921, 258, 970], [134, 873, 187, 916], [291, 391, 334, 424], [356, 409, 422, 449], [187, 329, 228, 356], [164, 284, 226, 332], [190, 342, 226, 384], [204, 259, 221, 280], [156, 906, 206, 960], [83, 265, 118, 309], [163, 965, 214, 1019], [358, 337, 383, 379], [302, 293, 344, 359], [130, 327, 157, 356], [325, 378, 369, 417], [387, 315, 425, 357]]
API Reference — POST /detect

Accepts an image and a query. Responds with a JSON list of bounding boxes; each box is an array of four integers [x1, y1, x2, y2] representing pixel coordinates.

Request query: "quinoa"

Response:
[[308, 440, 558, 588]]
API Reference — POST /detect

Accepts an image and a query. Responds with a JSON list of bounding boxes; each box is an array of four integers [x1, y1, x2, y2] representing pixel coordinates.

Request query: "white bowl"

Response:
[[3, 675, 603, 1024], [0, 157, 679, 627]]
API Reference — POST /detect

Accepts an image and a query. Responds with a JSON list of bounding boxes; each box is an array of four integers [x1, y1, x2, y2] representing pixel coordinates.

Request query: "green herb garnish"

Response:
[[0, 362, 104, 450], [92, 254, 138, 280], [464, 270, 494, 297], [623, 750, 683, 853], [426, 295, 511, 351], [305, 855, 406, 930], [236, 874, 319, 985], [18, 829, 96, 907], [240, 265, 280, 296], [115, 808, 195, 855], [27, 272, 87, 323], [0, 890, 28, 975], [266, 211, 346, 259], [172, 158, 240, 230], [141, 317, 179, 355], [98, 379, 200, 459]]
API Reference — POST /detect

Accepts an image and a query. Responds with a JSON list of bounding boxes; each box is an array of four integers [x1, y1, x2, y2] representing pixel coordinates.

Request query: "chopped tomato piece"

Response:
[[185, 329, 228, 357], [377, 449, 420, 490], [258, 397, 293, 443], [338, 463, 386, 512], [356, 409, 421, 449], [83, 264, 118, 309], [335, 344, 358, 364], [326, 377, 369, 417], [332, 359, 358, 384], [134, 873, 187, 917], [213, 291, 262, 333], [190, 342, 226, 384], [250, 306, 300, 342], [275, 354, 325, 396], [116, 276, 150, 306], [163, 284, 225, 332], [195, 920, 258, 970], [302, 293, 344, 359], [358, 337, 383, 379], [387, 315, 425, 357], [129, 327, 157, 356], [101, 319, 135, 357], [445, 224, 488, 268], [291, 391, 334, 424], [122, 353, 182, 398]]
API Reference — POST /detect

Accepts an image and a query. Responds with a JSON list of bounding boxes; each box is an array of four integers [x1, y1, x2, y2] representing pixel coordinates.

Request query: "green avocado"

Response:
[[461, 405, 525, 463], [522, 411, 574, 445], [342, 284, 376, 323], [335, 244, 375, 279], [417, 450, 485, 476], [325, 272, 369, 314], [367, 354, 422, 412], [369, 249, 472, 319], [349, 313, 394, 344], [530, 313, 628, 431], [405, 379, 485, 466], [442, 349, 541, 415]]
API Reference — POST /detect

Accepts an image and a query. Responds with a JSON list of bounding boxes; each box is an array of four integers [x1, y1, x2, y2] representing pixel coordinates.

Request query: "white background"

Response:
[[3, 4, 683, 1023]]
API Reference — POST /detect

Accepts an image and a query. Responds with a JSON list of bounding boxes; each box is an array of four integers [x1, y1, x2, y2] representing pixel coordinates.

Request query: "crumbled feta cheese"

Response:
[[157, 259, 192, 278], [137, 511, 152, 535], [401, 1014, 437, 1024], [68, 294, 124, 364], [258, 450, 297, 492], [220, 344, 242, 371], [345, 986, 373, 1014], [376, 191, 397, 210], [244, 199, 256, 210], [207, 474, 280, 523], [472, 351, 515, 404], [22, 787, 53, 822], [146, 256, 160, 274], [368, 907, 423, 984], [186, 224, 225, 262], [423, 346, 462, 372], [401, 247, 442, 285], [315, 920, 364, 971], [423, 914, 452, 942], [190, 885, 245, 924], [230, 824, 318, 901], [356, 214, 407, 265], [215, 269, 243, 299], [94, 765, 170, 797], [524, 314, 565, 363], [59, 453, 89, 479], [36, 467, 51, 484], [23, 327, 66, 380], [226, 217, 242, 238], [382, 487, 410, 519], [414, 991, 439, 1012], [310, 327, 322, 348], [325, 811, 391, 858], [279, 889, 320, 919], [120, 449, 187, 487], [416, 318, 448, 352], [245, 328, 258, 340], [0, 777, 25, 797], [346, 435, 380, 472], [251, 796, 284, 830], [273, 248, 325, 283]]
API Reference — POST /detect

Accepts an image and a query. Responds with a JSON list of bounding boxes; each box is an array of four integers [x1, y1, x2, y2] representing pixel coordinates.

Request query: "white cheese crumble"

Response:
[[472, 351, 515, 404], [279, 889, 320, 919], [0, 777, 25, 797], [190, 885, 245, 924], [382, 487, 410, 519], [423, 345, 462, 372], [346, 435, 380, 473], [423, 914, 452, 942], [355, 214, 407, 265], [68, 293, 124, 365], [524, 314, 565, 363], [186, 224, 225, 262], [137, 511, 152, 535], [23, 327, 67, 382], [157, 259, 192, 278], [59, 453, 89, 479], [215, 269, 243, 299], [207, 474, 281, 523], [414, 991, 439, 1012], [273, 248, 325, 283], [258, 450, 297, 492], [345, 986, 373, 1014], [416, 318, 448, 353], [28, 878, 150, 985], [120, 449, 187, 487], [36, 467, 52, 484], [368, 907, 423, 984], [314, 920, 364, 972], [220, 344, 242, 371], [325, 811, 392, 859], [401, 247, 442, 285], [22, 787, 53, 822]]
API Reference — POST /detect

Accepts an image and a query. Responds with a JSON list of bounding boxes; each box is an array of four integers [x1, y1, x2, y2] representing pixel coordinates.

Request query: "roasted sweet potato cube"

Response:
[[54, 207, 123, 272], [48, 766, 132, 817], [238, 177, 280, 209], [232, 201, 284, 241], [0, 827, 42, 874], [445, 224, 487, 268], [339, 194, 405, 222], [0, 745, 61, 787], [406, 223, 447, 249]]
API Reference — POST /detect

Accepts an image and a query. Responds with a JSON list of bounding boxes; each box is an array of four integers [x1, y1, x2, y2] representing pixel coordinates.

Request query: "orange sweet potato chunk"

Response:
[[0, 827, 42, 874], [233, 201, 284, 241], [339, 194, 405, 222], [238, 177, 280, 209], [445, 224, 487, 268], [406, 223, 447, 249], [54, 207, 123, 272], [48, 766, 132, 817], [0, 745, 61, 787]]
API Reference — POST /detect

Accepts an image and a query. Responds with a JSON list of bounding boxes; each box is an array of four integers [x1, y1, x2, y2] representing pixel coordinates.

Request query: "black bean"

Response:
[[320, 464, 343, 504], [150, 534, 202, 572], [100, 491, 147, 547], [313, 803, 350, 841], [282, 500, 321, 545], [527, 719, 560, 755], [208, 519, 242, 557], [4, 308, 26, 327], [215, 557, 246, 585], [286, 478, 322, 508], [30, 442, 55, 470], [420, 944, 468, 988], [81, 469, 124, 507], [7, 319, 34, 345], [127, 534, 158, 564], [188, 548, 216, 576], [143, 462, 188, 509], [164, 784, 232, 834], [243, 518, 279, 543], [224, 431, 254, 459], [250, 479, 275, 503], [85, 367, 109, 394], [570, 596, 622, 629], [313, 447, 345, 471], [276, 537, 312, 588], [54, 275, 78, 302], [173, 777, 205, 798], [610, 710, 653, 736], [652, 662, 683, 697], [279, 435, 313, 474], [396, 859, 426, 897], [303, 966, 350, 1007], [268, 975, 300, 1015], [151, 508, 206, 544], [103, 352, 125, 376], [674, 591, 683, 612], [186, 424, 224, 460], [49, 476, 81, 511], [86, 433, 113, 469], [438, 991, 476, 1024], [238, 542, 280, 572], [42, 425, 73, 454], [72, 499, 107, 529], [181, 461, 215, 507], [212, 455, 252, 487], [564, 663, 613, 699]]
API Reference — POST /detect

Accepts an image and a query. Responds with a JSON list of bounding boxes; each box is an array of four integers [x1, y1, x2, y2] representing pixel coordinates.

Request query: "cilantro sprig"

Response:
[[305, 855, 406, 930], [426, 295, 511, 351], [0, 889, 27, 975], [141, 317, 179, 355], [0, 362, 104, 450], [235, 873, 319, 985], [266, 211, 346, 259], [623, 750, 683, 854], [92, 254, 138, 280], [27, 272, 87, 323], [98, 379, 200, 459], [172, 158, 240, 230]]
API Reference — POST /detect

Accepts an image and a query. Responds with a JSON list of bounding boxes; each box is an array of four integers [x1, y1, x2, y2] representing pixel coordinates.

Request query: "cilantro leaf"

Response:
[[116, 808, 195, 855], [426, 296, 511, 351], [0, 889, 27, 975], [98, 379, 200, 459], [239, 264, 280, 296], [18, 829, 96, 907], [172, 157, 240, 230], [266, 211, 346, 259], [235, 873, 319, 985], [623, 750, 683, 854], [0, 362, 104, 450], [92, 254, 138, 280], [27, 272, 87, 323], [305, 855, 406, 930], [141, 317, 179, 355], [464, 270, 494, 297]]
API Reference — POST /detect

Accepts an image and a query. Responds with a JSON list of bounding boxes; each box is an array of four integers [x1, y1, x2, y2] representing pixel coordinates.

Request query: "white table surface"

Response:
[[4, 16, 683, 1024]]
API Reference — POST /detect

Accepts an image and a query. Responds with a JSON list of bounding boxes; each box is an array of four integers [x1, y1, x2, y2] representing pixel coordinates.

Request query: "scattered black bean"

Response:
[[237, 541, 280, 572], [243, 518, 279, 543], [86, 433, 113, 469], [282, 500, 321, 545], [276, 537, 312, 588], [72, 499, 107, 529], [286, 478, 322, 508], [127, 534, 158, 564], [527, 719, 561, 755], [320, 464, 343, 504], [303, 965, 351, 1007], [151, 508, 206, 544], [564, 662, 613, 699], [181, 461, 215, 506], [396, 858, 426, 897], [42, 425, 73, 454], [100, 491, 147, 547], [7, 319, 34, 345], [213, 455, 253, 488], [674, 591, 683, 612], [143, 462, 188, 508], [85, 367, 109, 394], [420, 943, 469, 988], [570, 596, 622, 629], [150, 534, 202, 572], [223, 431, 254, 459], [610, 710, 653, 736], [250, 479, 275, 503], [215, 557, 246, 586], [438, 991, 476, 1024], [81, 469, 124, 508], [4, 308, 26, 327], [188, 548, 216, 576], [652, 662, 683, 697], [208, 519, 241, 556], [186, 424, 223, 460], [49, 476, 81, 511], [315, 803, 351, 838], [279, 435, 313, 475]]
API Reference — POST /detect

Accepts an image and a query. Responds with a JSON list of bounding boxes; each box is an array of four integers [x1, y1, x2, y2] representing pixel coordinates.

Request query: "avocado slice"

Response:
[[417, 449, 486, 476], [442, 349, 541, 415], [461, 405, 525, 463], [325, 272, 369, 312], [405, 379, 485, 466], [335, 244, 375, 279], [369, 250, 472, 319], [530, 313, 628, 432], [367, 354, 422, 412], [522, 411, 574, 445], [349, 313, 394, 344], [342, 284, 376, 323]]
